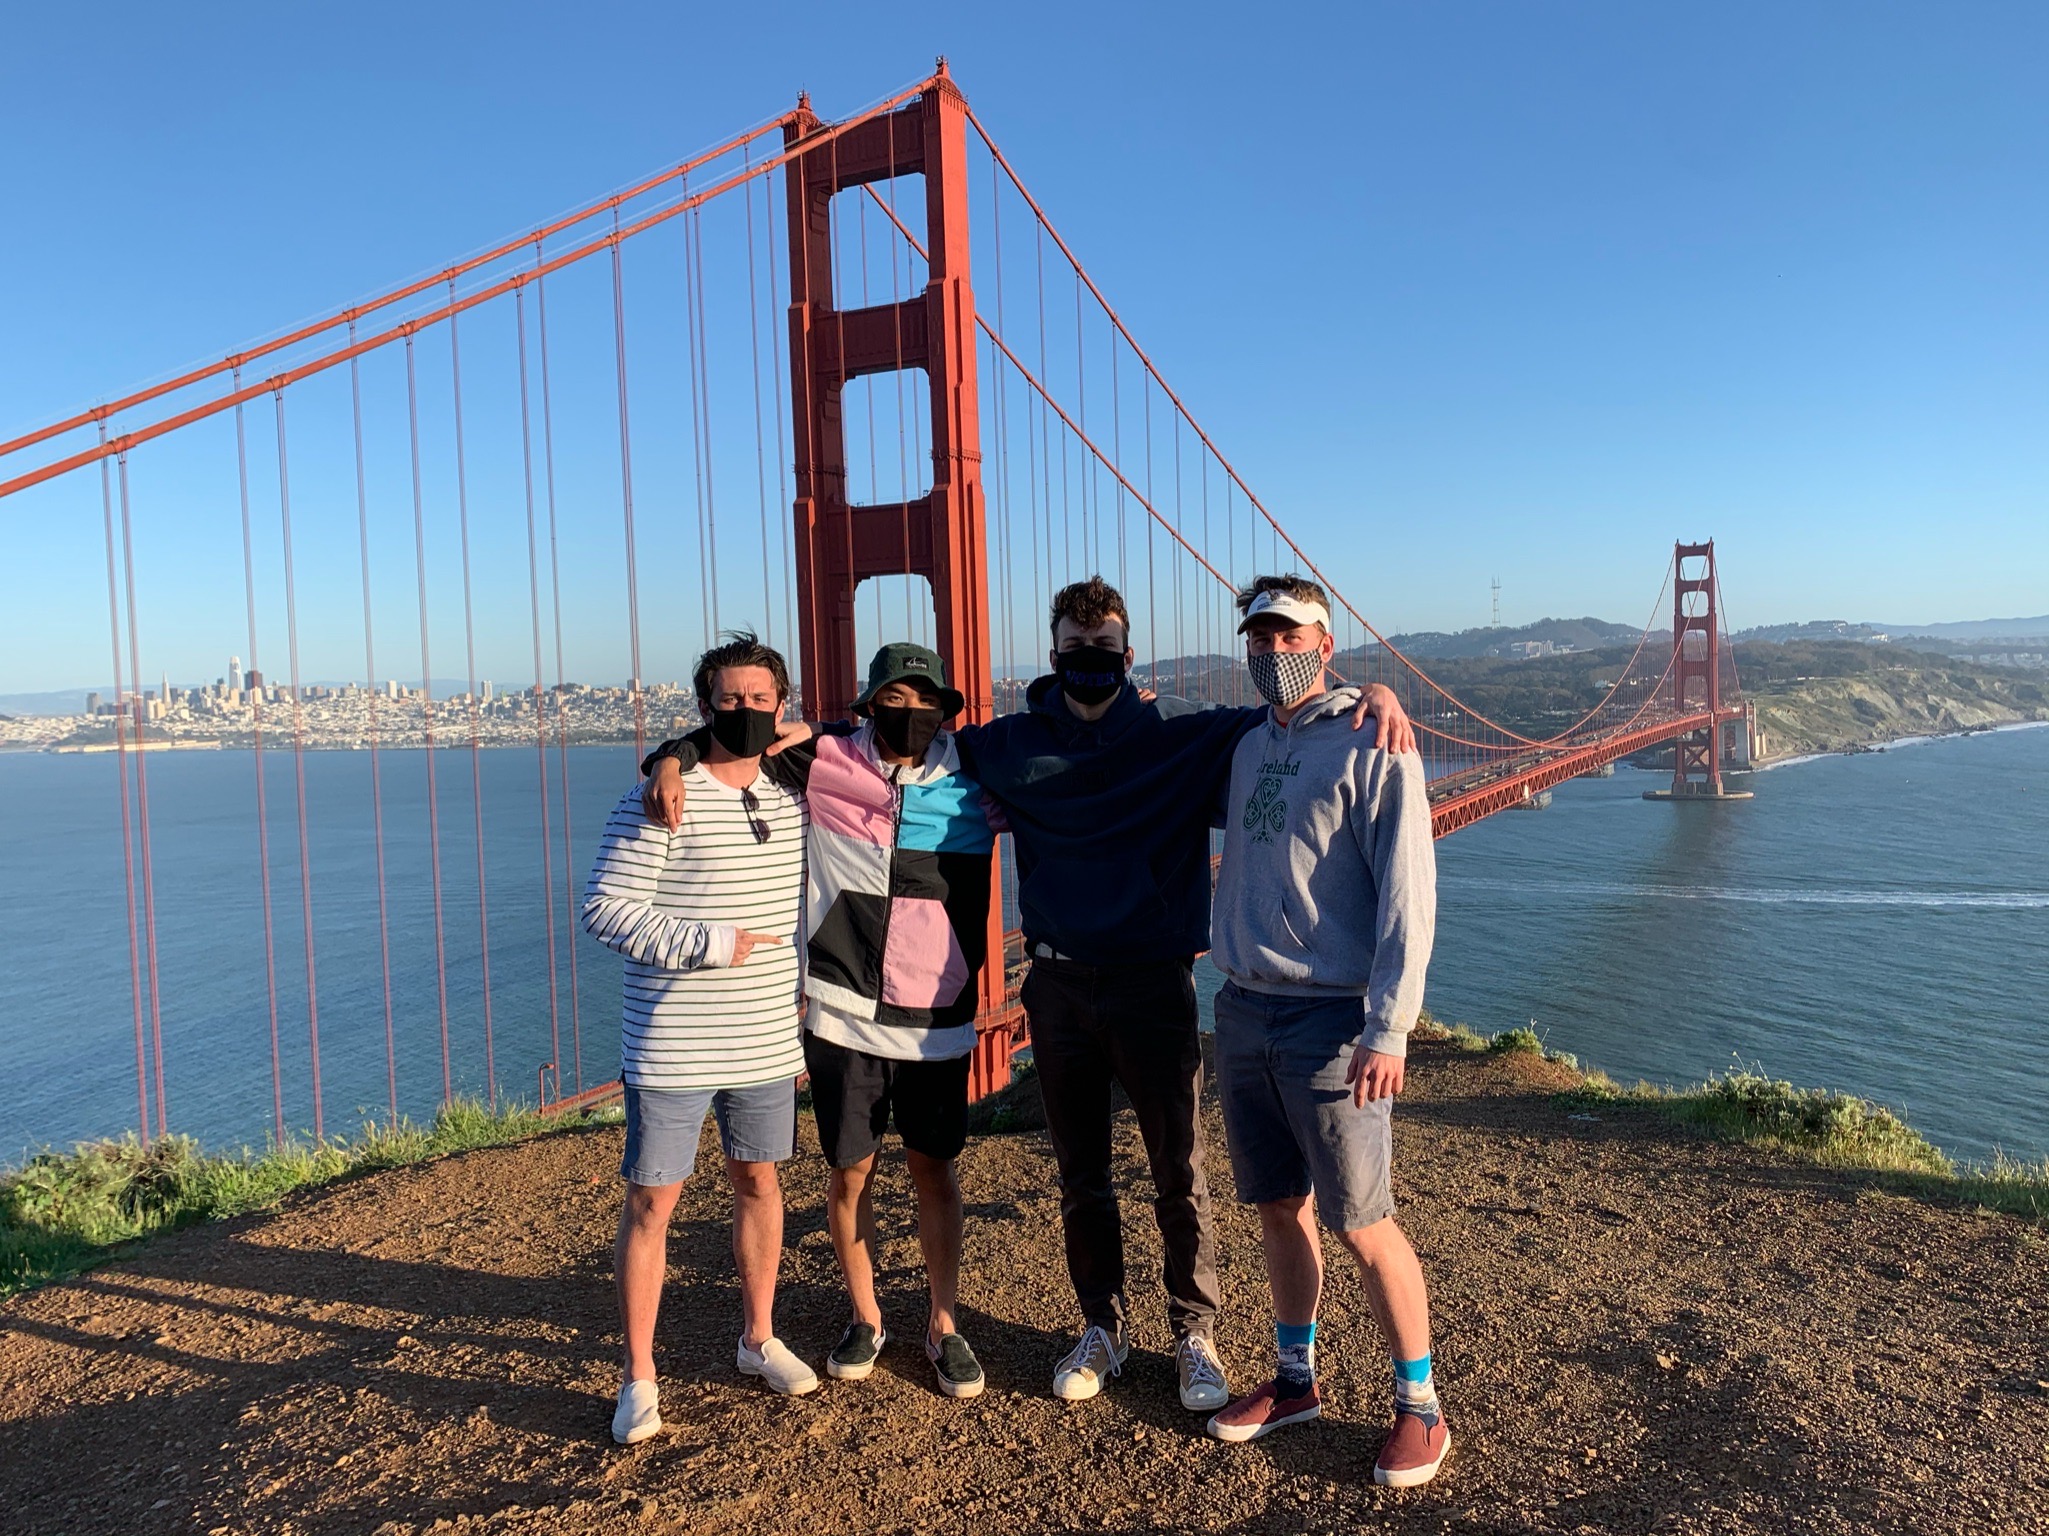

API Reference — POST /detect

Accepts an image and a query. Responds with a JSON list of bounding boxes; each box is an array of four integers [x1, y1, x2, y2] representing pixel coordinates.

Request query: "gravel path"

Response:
[[3, 1040, 2044, 1535]]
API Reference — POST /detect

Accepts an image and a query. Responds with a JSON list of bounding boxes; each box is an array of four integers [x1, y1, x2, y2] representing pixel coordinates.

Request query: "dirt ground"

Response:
[[3, 1039, 2046, 1536]]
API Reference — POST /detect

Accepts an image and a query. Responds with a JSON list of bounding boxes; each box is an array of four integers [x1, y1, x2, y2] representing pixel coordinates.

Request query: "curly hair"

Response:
[[692, 629, 791, 711], [1049, 574, 1130, 641]]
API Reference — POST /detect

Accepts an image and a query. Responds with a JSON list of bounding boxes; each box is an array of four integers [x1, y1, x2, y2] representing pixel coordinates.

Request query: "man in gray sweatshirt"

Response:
[[1202, 574, 1449, 1490]]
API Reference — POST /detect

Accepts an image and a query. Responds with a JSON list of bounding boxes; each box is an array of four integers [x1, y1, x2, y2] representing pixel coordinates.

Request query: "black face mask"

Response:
[[1055, 644, 1127, 706], [870, 704, 944, 761], [709, 706, 780, 759]]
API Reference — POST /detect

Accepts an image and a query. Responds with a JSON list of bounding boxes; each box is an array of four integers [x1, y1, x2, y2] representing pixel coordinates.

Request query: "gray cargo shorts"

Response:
[[1212, 980, 1395, 1232]]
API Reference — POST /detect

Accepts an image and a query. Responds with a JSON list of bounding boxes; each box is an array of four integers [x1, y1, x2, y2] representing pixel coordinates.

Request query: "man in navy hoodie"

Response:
[[641, 576, 1413, 1411]]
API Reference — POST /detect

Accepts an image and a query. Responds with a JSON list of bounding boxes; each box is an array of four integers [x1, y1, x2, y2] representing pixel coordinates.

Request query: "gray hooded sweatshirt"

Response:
[[1210, 686, 1437, 1058]]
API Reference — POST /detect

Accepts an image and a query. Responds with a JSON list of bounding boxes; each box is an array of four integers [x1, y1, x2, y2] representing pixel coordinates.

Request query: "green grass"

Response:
[[1560, 1066, 2049, 1224], [1415, 1011, 2049, 1224], [0, 1098, 619, 1298]]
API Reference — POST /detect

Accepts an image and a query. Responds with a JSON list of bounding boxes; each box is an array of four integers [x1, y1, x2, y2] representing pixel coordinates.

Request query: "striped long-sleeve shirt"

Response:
[[580, 766, 808, 1090]]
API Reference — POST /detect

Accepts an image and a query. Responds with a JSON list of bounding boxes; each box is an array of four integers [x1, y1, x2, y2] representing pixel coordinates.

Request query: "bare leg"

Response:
[[906, 1149, 963, 1343], [1331, 1215, 1431, 1362], [616, 1179, 686, 1383], [728, 1158, 785, 1348], [826, 1154, 883, 1329], [1256, 1194, 1323, 1328]]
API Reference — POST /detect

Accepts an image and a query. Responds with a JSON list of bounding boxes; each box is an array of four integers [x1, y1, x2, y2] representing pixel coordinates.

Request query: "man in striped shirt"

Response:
[[581, 631, 816, 1445]]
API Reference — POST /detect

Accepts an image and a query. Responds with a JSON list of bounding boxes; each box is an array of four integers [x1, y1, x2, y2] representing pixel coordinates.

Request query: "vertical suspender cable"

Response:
[[1172, 410, 1184, 699], [1142, 373, 1154, 678], [115, 453, 168, 1136], [100, 436, 152, 1144], [991, 333, 1016, 675], [611, 227, 649, 756], [349, 328, 400, 1121], [796, 141, 826, 718], [515, 285, 563, 1087], [1073, 271, 1088, 573], [1112, 330, 1125, 592], [1038, 225, 1060, 589], [988, 151, 1009, 673], [534, 248, 583, 1091], [684, 203, 720, 646], [855, 164, 882, 640], [743, 145, 776, 650], [888, 111, 912, 640], [268, 397, 322, 1141], [406, 335, 454, 1101], [831, 137, 859, 660], [447, 288, 497, 1106], [683, 196, 712, 648], [1200, 451, 1211, 699], [763, 173, 796, 656], [694, 209, 723, 639], [232, 384, 285, 1143]]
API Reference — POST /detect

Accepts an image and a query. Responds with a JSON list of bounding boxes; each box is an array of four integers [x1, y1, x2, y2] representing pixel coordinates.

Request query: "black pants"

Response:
[[1022, 955, 1220, 1342]]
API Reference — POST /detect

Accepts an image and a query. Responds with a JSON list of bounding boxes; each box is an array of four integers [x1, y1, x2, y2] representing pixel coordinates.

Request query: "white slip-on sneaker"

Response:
[[1052, 1323, 1128, 1402], [611, 1377, 662, 1445], [1175, 1333, 1230, 1411], [737, 1334, 821, 1396]]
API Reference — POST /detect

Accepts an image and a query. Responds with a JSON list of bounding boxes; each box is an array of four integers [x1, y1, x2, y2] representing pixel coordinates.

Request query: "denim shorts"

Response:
[[619, 1078, 797, 1186], [1212, 980, 1394, 1232]]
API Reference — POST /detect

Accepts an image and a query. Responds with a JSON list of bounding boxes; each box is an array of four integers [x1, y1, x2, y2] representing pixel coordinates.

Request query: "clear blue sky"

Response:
[[2, 2, 2044, 694]]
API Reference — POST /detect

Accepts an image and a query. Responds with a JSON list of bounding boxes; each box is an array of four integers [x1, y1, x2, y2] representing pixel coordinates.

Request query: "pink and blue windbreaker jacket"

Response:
[[643, 723, 998, 1032]]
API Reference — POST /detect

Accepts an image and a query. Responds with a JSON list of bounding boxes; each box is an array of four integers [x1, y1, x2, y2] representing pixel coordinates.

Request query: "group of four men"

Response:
[[579, 572, 1449, 1488]]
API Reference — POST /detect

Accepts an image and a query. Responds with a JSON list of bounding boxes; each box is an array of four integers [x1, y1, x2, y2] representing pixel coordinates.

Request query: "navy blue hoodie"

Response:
[[952, 679, 1261, 966]]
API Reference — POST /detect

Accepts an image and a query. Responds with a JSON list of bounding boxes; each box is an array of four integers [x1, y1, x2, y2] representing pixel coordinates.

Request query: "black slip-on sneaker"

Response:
[[927, 1332, 985, 1400], [827, 1321, 886, 1381]]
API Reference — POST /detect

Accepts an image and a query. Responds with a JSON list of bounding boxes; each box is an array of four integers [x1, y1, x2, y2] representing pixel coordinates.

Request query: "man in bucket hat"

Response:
[[639, 641, 999, 1400]]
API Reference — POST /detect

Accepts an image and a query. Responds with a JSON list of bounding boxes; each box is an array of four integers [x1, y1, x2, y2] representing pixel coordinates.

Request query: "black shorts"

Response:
[[803, 1031, 972, 1168]]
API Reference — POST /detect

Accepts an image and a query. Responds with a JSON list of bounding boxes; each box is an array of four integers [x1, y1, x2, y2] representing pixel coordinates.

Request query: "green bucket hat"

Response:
[[852, 641, 966, 719]]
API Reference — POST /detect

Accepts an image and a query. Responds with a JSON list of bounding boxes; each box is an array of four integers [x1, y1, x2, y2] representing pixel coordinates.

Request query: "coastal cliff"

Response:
[[1744, 644, 2048, 759]]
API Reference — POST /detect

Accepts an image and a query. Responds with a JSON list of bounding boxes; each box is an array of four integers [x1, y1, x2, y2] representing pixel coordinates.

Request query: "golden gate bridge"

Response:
[[0, 63, 1750, 1148]]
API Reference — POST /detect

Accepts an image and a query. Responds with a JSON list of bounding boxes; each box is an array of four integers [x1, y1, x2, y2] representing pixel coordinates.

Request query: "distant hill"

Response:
[[1374, 616, 1652, 660], [1879, 616, 2049, 643], [1733, 617, 2049, 646]]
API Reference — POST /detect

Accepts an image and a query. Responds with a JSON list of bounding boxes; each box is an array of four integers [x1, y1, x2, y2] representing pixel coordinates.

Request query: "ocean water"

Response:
[[1, 725, 2045, 1164]]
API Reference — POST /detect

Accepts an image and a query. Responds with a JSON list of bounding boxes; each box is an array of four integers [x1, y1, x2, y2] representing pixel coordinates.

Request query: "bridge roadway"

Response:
[[1424, 707, 1736, 836]]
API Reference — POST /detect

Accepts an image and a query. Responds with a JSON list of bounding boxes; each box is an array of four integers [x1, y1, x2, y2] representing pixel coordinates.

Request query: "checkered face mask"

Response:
[[1247, 646, 1324, 709]]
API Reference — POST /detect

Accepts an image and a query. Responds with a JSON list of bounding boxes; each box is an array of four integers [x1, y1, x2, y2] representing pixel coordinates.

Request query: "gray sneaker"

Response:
[[1175, 1333, 1229, 1411], [1052, 1324, 1128, 1402]]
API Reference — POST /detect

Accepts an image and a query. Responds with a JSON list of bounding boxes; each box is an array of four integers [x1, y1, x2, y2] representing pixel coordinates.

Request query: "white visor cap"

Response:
[[1237, 589, 1332, 634]]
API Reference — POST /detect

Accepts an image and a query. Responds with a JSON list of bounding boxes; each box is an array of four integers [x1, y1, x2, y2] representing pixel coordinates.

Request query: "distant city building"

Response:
[[229, 656, 242, 692], [85, 691, 102, 715], [481, 680, 494, 702]]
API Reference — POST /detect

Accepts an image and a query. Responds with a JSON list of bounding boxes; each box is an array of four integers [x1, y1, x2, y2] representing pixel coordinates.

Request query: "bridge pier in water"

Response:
[[1644, 539, 1755, 803]]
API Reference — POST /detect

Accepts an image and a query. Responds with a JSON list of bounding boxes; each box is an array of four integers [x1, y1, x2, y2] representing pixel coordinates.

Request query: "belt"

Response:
[[1030, 941, 1077, 961]]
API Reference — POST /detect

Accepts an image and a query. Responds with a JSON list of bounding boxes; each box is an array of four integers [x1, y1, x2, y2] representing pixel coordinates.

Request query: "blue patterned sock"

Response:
[[1394, 1352, 1439, 1419], [1276, 1320, 1317, 1394]]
